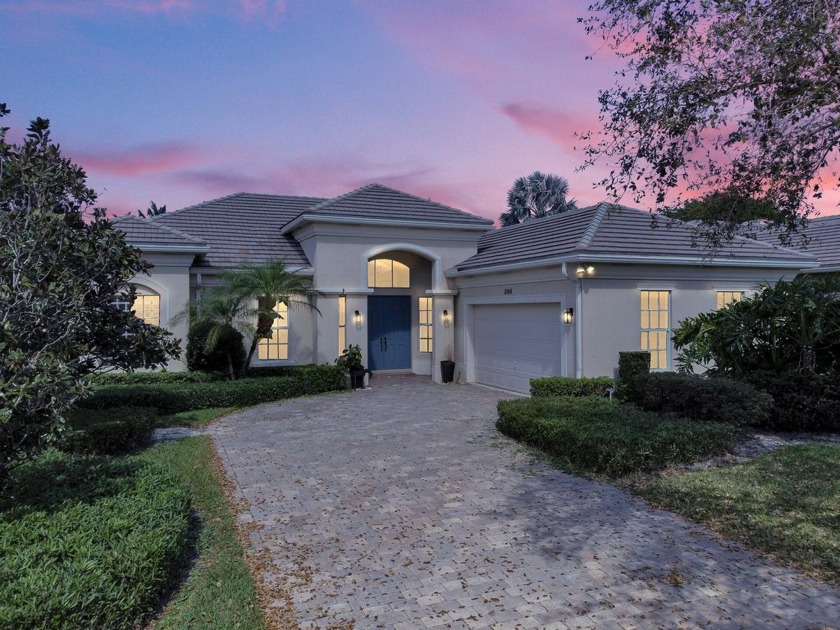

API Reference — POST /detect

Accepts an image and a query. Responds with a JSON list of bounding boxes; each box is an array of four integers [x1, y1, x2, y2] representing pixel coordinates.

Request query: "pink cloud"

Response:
[[237, 0, 285, 25], [501, 103, 597, 151], [0, 0, 193, 16], [74, 142, 210, 177]]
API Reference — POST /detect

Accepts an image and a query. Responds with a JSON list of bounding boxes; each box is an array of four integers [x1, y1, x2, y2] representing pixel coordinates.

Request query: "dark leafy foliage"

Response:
[[0, 449, 191, 629], [186, 319, 246, 376], [530, 376, 613, 398], [499, 172, 577, 226], [0, 107, 180, 477], [674, 276, 840, 376], [581, 1, 840, 245], [631, 372, 772, 427], [617, 351, 650, 399], [496, 396, 733, 477], [744, 372, 840, 432], [59, 408, 158, 456]]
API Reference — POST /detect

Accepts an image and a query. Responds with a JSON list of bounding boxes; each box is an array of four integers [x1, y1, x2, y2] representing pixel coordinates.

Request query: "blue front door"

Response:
[[368, 296, 412, 370]]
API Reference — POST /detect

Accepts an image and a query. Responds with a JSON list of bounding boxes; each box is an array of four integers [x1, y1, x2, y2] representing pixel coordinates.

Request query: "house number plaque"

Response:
[[503, 288, 513, 295]]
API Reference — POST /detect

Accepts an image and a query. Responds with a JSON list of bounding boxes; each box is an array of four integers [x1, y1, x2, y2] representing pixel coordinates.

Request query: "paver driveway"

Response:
[[210, 376, 840, 629]]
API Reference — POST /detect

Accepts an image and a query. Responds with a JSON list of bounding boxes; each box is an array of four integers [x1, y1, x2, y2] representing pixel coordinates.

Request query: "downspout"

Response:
[[561, 262, 583, 378]]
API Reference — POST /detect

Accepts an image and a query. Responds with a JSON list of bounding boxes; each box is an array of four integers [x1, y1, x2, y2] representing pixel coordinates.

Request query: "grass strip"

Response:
[[156, 407, 237, 428], [144, 436, 265, 630], [640, 444, 840, 585]]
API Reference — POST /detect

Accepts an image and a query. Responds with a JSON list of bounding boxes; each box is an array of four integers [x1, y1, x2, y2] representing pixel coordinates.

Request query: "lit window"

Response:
[[367, 259, 410, 288], [716, 291, 743, 309], [258, 302, 289, 360], [640, 290, 670, 370], [419, 297, 433, 353], [338, 295, 346, 355], [132, 293, 160, 327]]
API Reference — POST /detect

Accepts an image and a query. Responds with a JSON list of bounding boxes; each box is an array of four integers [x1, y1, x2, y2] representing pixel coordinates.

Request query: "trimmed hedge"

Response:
[[496, 396, 733, 477], [0, 450, 191, 629], [618, 351, 650, 400], [632, 372, 772, 427], [530, 376, 614, 398], [745, 372, 840, 432], [60, 408, 157, 455], [80, 364, 346, 413], [91, 371, 224, 386]]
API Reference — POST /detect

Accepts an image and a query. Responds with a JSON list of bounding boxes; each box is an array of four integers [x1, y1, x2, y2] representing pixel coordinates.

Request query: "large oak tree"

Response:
[[581, 1, 840, 245]]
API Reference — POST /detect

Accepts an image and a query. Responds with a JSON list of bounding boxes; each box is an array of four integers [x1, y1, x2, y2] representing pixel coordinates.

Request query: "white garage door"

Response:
[[473, 303, 564, 394]]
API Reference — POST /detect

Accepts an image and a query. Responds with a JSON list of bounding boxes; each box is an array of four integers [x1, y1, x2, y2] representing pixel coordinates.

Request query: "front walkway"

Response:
[[210, 376, 840, 629]]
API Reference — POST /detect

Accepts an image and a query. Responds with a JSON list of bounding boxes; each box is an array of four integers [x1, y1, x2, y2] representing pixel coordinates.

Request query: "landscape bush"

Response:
[[496, 396, 733, 477], [744, 372, 840, 432], [530, 376, 614, 398], [91, 371, 224, 386], [617, 351, 650, 400], [0, 449, 192, 629], [632, 372, 773, 427], [186, 319, 246, 375], [80, 364, 346, 413], [59, 407, 157, 456]]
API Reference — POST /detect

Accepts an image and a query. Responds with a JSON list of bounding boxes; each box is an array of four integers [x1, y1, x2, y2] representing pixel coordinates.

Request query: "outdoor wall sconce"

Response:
[[353, 310, 362, 328], [442, 309, 452, 327], [563, 308, 574, 325]]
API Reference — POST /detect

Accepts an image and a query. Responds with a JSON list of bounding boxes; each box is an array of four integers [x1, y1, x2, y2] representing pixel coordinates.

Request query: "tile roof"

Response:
[[292, 183, 493, 228], [113, 215, 207, 250], [454, 202, 814, 272], [757, 214, 840, 270], [149, 193, 327, 269]]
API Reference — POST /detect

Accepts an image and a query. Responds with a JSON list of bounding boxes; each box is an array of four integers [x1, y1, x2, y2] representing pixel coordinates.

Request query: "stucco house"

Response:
[[116, 183, 823, 393]]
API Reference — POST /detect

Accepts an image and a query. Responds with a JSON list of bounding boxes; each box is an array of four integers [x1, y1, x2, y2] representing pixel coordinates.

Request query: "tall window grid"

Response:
[[716, 291, 743, 309], [258, 302, 289, 360], [640, 290, 670, 370], [338, 295, 346, 355], [133, 294, 160, 327], [419, 297, 433, 353]]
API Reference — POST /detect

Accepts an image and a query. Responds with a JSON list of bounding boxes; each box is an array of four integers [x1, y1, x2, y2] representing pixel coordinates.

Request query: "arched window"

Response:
[[132, 287, 160, 327], [368, 259, 410, 288]]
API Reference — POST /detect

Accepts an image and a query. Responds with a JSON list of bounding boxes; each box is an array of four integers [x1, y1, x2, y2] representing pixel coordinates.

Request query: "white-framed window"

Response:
[[419, 297, 433, 353], [367, 258, 410, 288], [132, 292, 160, 327], [640, 290, 670, 370], [258, 302, 289, 360], [338, 295, 346, 355], [716, 290, 743, 309]]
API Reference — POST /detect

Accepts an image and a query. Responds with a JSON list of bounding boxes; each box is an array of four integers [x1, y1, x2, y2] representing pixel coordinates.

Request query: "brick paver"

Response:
[[210, 375, 840, 629]]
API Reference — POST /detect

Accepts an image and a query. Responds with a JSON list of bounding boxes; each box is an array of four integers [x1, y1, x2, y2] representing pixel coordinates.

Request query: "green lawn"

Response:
[[640, 444, 840, 585], [144, 436, 265, 629]]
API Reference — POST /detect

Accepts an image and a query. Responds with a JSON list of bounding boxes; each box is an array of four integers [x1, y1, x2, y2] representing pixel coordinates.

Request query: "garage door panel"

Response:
[[473, 304, 563, 393]]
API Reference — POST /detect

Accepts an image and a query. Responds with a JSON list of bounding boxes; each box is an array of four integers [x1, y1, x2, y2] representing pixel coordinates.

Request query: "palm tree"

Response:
[[221, 260, 321, 374], [499, 171, 577, 226], [172, 287, 252, 380]]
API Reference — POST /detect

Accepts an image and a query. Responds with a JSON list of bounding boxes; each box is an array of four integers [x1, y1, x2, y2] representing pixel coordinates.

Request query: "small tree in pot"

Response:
[[336, 344, 371, 389]]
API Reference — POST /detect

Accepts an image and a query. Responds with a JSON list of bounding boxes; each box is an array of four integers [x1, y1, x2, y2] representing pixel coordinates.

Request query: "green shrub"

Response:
[[186, 320, 246, 374], [745, 372, 840, 431], [91, 371, 223, 386], [496, 396, 733, 477], [618, 351, 650, 399], [530, 376, 614, 398], [80, 364, 346, 413], [0, 449, 191, 629], [59, 407, 157, 455], [633, 372, 772, 427], [496, 397, 734, 477]]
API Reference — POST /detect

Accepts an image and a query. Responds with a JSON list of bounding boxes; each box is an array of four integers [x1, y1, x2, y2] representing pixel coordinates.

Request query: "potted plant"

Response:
[[440, 346, 456, 384], [336, 344, 371, 389]]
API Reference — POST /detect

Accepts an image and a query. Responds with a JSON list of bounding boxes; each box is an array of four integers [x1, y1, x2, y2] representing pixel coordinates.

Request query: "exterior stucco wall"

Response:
[[578, 264, 797, 377], [452, 266, 576, 384], [130, 252, 195, 371]]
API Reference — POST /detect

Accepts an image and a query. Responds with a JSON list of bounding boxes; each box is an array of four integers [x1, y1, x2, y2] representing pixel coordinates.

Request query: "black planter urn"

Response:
[[440, 360, 456, 384]]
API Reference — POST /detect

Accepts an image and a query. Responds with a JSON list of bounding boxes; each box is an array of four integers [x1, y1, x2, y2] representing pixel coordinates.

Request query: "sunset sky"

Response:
[[3, 0, 836, 221]]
